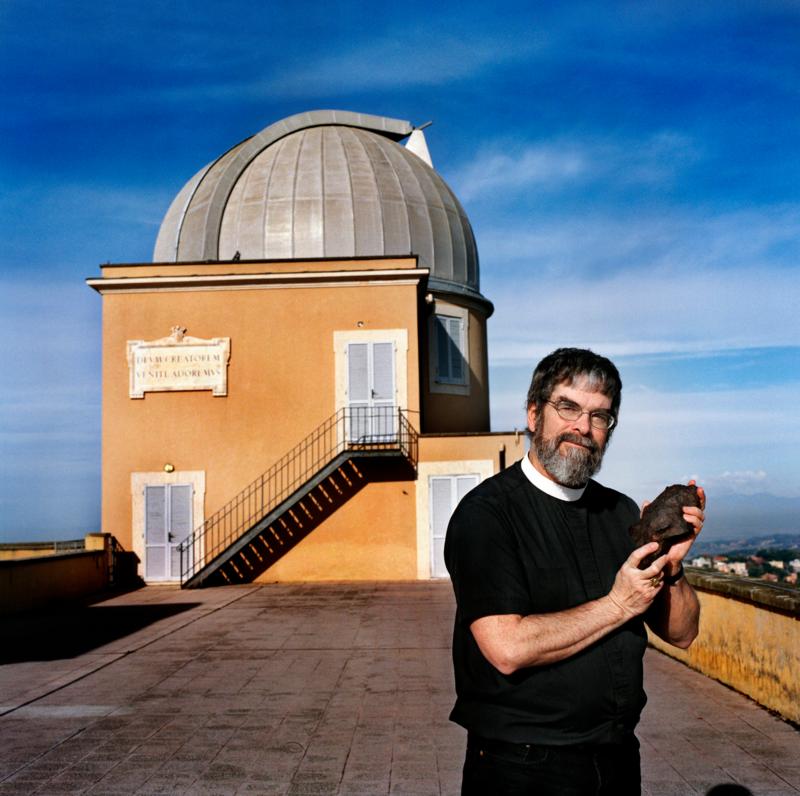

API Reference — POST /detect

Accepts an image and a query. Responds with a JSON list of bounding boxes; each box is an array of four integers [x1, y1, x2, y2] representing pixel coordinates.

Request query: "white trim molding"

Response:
[[131, 470, 205, 583]]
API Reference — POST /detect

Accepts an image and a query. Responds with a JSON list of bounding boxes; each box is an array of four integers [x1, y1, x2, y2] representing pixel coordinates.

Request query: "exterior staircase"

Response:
[[179, 408, 418, 588]]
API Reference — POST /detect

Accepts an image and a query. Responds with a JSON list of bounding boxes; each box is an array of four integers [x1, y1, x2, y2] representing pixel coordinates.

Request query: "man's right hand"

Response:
[[607, 543, 668, 619]]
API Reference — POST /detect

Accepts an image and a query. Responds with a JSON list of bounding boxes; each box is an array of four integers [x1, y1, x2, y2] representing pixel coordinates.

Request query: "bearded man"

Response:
[[444, 348, 704, 796]]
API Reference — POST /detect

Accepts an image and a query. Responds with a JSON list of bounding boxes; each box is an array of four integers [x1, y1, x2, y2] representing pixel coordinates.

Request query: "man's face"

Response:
[[527, 379, 613, 488]]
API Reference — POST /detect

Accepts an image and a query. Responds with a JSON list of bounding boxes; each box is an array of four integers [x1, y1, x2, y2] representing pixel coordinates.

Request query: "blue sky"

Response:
[[1, 1, 798, 540]]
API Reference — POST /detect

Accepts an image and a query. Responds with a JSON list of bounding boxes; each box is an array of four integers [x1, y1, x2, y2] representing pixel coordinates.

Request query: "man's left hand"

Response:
[[663, 480, 705, 576]]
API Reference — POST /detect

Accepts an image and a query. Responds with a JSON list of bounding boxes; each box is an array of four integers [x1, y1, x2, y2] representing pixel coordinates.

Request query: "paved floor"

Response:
[[0, 583, 797, 795]]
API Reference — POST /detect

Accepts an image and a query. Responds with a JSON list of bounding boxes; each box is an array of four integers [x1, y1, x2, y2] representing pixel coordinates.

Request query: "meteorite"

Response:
[[629, 484, 702, 569]]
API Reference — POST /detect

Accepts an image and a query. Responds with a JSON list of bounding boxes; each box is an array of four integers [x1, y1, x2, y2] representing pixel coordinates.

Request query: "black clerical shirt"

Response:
[[444, 460, 647, 746]]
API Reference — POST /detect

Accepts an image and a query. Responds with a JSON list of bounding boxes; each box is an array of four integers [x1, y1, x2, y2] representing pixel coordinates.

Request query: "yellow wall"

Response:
[[0, 550, 109, 613], [0, 545, 63, 561], [419, 431, 525, 469], [648, 574, 800, 724], [97, 258, 423, 575], [261, 479, 418, 581]]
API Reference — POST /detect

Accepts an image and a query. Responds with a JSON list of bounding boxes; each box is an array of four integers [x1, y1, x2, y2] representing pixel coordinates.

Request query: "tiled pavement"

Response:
[[0, 582, 798, 795]]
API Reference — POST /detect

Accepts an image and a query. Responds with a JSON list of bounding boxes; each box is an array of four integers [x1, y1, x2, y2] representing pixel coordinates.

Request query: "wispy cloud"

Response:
[[698, 469, 769, 495], [491, 380, 800, 502], [478, 202, 800, 279], [452, 131, 699, 201]]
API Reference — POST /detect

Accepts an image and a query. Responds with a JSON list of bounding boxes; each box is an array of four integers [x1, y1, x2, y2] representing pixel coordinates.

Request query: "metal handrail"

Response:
[[179, 407, 417, 583]]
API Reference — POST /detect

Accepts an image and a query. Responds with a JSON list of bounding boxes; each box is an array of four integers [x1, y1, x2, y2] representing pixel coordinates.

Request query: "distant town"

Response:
[[691, 533, 800, 587]]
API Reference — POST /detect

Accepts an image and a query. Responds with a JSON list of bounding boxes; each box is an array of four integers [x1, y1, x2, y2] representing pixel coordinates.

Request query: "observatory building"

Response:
[[88, 110, 523, 586]]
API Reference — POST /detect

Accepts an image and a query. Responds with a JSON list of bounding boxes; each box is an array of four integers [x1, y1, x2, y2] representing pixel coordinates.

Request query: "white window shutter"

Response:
[[372, 342, 394, 401], [430, 478, 452, 542], [145, 486, 166, 545], [169, 485, 193, 536], [348, 343, 369, 402], [456, 475, 479, 503], [169, 485, 192, 580]]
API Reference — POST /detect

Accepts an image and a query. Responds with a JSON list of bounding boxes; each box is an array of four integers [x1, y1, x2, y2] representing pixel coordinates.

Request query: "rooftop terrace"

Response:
[[1, 582, 798, 795]]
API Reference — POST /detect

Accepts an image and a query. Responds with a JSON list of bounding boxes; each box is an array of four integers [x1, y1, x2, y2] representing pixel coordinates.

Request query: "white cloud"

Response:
[[452, 131, 699, 201], [486, 262, 799, 362], [478, 203, 800, 277], [453, 146, 588, 202], [698, 470, 769, 495], [492, 380, 800, 503]]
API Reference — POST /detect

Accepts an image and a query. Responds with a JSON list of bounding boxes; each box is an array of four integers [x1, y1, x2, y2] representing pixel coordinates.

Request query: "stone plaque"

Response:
[[127, 326, 231, 398]]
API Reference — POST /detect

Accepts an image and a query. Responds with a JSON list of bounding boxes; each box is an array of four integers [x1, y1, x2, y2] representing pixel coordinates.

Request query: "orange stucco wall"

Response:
[[98, 259, 422, 566], [419, 431, 525, 468], [261, 478, 418, 581]]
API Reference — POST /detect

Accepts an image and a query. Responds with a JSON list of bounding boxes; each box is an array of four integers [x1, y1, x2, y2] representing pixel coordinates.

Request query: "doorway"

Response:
[[346, 340, 397, 442], [429, 474, 479, 578], [144, 483, 193, 581]]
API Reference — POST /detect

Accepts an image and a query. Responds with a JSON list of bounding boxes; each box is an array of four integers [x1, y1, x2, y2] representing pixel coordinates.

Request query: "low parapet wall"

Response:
[[0, 549, 109, 614], [0, 533, 141, 614], [648, 568, 800, 724]]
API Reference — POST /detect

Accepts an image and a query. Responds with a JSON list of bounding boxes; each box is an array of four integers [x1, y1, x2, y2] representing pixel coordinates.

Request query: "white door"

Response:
[[430, 474, 479, 578], [144, 484, 193, 581], [347, 341, 396, 442]]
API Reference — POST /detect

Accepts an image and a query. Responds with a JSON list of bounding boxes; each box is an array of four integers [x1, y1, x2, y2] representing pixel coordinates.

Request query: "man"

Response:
[[444, 348, 704, 795]]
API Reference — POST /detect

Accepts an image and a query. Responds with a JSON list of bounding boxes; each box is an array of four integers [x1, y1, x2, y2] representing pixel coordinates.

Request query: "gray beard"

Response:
[[533, 427, 605, 488]]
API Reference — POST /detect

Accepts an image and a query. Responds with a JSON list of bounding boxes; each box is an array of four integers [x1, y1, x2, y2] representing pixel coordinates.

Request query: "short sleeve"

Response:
[[444, 491, 533, 626]]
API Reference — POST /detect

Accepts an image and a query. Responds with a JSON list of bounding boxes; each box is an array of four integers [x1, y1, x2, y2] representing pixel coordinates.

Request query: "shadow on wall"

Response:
[[203, 455, 416, 586], [0, 599, 199, 664], [706, 785, 754, 795]]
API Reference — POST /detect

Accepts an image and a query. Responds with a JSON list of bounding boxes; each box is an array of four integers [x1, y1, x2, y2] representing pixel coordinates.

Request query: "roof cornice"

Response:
[[86, 266, 430, 294]]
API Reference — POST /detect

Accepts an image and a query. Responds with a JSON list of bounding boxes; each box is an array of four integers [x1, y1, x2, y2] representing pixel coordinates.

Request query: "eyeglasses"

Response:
[[546, 400, 616, 431]]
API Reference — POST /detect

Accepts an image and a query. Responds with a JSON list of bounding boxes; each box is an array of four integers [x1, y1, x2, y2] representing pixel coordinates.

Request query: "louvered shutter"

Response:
[[430, 478, 452, 578], [447, 318, 464, 382], [435, 317, 450, 379], [429, 474, 480, 578], [169, 485, 193, 579], [434, 315, 465, 383], [145, 486, 167, 579], [456, 475, 478, 503], [348, 342, 370, 441], [371, 342, 395, 438]]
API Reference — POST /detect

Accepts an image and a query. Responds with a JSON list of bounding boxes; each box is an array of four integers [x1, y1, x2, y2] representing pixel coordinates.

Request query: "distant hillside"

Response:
[[699, 492, 799, 541], [693, 533, 800, 557]]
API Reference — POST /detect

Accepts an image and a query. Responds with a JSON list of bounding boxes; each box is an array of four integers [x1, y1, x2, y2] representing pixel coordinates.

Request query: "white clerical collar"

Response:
[[521, 453, 587, 502]]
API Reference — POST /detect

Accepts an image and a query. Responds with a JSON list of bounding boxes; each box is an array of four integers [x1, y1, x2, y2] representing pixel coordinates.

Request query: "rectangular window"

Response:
[[434, 314, 466, 385]]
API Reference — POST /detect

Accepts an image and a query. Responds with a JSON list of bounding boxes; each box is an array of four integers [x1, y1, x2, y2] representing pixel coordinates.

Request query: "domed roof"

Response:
[[154, 110, 483, 302]]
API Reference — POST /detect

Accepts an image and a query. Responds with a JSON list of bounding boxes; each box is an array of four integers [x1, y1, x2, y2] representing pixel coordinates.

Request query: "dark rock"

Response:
[[629, 484, 702, 569]]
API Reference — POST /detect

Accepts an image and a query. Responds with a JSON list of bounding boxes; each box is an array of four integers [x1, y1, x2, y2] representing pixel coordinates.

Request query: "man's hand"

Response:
[[607, 542, 669, 619], [663, 480, 705, 576]]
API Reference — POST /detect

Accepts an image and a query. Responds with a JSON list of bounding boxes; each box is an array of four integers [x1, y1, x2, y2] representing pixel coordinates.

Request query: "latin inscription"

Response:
[[127, 329, 230, 398]]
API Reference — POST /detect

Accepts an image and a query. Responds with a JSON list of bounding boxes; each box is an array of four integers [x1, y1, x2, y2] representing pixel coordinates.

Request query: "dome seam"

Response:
[[259, 136, 282, 259], [288, 130, 305, 260]]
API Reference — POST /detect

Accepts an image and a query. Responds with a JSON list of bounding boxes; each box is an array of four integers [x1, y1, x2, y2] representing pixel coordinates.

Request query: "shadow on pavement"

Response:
[[0, 601, 200, 663]]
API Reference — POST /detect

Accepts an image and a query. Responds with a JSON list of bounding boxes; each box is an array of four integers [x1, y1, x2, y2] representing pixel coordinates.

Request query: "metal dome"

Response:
[[153, 110, 483, 301]]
